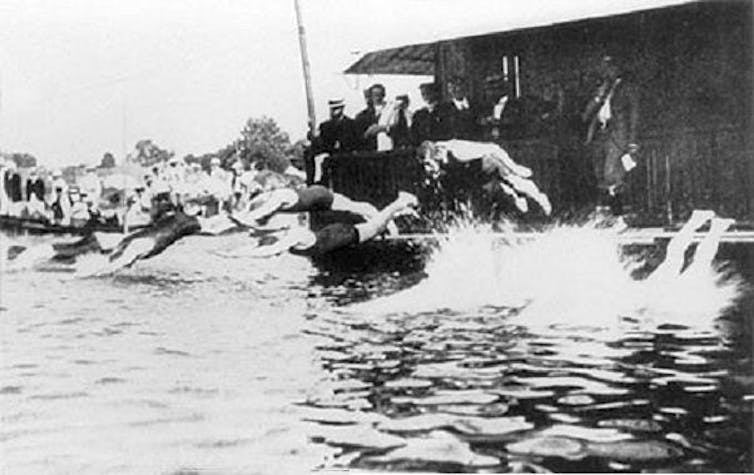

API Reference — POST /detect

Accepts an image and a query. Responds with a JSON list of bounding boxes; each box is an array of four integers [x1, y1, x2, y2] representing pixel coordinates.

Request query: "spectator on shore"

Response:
[[205, 157, 229, 216], [25, 168, 46, 202], [354, 83, 391, 151], [79, 166, 102, 200], [446, 77, 482, 141], [581, 55, 640, 215], [479, 75, 519, 140], [314, 98, 359, 155], [389, 95, 413, 149], [68, 187, 90, 227], [4, 161, 23, 214], [0, 160, 9, 215], [411, 82, 454, 145]]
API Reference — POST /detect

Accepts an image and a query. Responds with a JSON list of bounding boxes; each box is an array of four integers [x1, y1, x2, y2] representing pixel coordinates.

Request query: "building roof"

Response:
[[344, 0, 698, 75], [344, 42, 435, 76]]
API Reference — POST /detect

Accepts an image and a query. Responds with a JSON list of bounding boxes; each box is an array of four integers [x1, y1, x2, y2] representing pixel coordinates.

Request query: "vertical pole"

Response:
[[294, 0, 316, 137], [665, 155, 673, 224]]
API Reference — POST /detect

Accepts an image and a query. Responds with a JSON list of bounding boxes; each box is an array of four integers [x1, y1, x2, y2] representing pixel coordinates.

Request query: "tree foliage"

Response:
[[182, 116, 304, 174], [1, 152, 38, 168], [129, 139, 174, 167], [236, 116, 294, 173], [100, 152, 116, 168]]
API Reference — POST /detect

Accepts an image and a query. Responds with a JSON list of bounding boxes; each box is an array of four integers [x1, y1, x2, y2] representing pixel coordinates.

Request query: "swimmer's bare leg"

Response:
[[683, 217, 735, 277], [505, 175, 551, 215], [498, 180, 528, 213], [651, 209, 715, 280], [354, 192, 417, 242], [331, 193, 399, 236], [232, 188, 298, 226]]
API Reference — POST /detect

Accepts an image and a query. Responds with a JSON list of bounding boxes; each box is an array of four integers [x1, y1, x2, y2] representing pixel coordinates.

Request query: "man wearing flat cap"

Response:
[[314, 98, 359, 155]]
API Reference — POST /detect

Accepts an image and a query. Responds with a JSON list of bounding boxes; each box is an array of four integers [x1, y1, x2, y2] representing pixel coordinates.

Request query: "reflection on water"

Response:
[[1, 224, 753, 473]]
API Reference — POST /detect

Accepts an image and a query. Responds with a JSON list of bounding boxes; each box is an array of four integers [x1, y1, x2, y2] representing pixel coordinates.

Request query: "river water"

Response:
[[1, 224, 752, 474]]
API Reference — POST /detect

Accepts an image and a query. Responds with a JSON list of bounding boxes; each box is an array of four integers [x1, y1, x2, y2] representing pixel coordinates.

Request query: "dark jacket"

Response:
[[5, 171, 22, 202], [353, 106, 379, 151], [411, 102, 455, 145], [584, 77, 640, 150], [315, 116, 359, 154], [447, 99, 483, 141], [390, 108, 413, 149], [26, 177, 45, 201]]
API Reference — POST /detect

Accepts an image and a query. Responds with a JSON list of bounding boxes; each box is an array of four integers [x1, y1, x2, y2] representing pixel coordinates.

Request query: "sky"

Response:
[[0, 0, 691, 167]]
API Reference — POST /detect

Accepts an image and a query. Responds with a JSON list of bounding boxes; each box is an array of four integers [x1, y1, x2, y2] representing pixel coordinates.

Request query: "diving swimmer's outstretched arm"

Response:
[[217, 192, 418, 258]]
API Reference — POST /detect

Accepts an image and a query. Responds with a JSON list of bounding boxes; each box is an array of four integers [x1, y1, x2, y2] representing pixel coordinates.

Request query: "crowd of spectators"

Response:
[[310, 75, 545, 157], [0, 155, 306, 229]]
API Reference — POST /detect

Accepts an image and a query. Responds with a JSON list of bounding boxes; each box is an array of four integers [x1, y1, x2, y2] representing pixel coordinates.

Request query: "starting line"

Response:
[[385, 229, 754, 245]]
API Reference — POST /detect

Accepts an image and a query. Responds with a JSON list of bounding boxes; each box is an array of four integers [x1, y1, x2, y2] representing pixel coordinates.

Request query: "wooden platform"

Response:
[[385, 229, 754, 245]]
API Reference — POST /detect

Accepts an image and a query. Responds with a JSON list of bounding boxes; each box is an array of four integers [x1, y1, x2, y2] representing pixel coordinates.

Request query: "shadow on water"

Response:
[[301, 237, 754, 473]]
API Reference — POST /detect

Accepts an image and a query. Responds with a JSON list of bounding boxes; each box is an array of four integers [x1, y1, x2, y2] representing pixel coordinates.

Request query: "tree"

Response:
[[236, 116, 293, 173], [100, 152, 116, 168], [129, 139, 174, 167], [1, 152, 37, 168]]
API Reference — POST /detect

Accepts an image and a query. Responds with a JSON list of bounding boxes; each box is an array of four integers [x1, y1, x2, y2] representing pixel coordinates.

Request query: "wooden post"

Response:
[[294, 0, 316, 138], [665, 154, 673, 224]]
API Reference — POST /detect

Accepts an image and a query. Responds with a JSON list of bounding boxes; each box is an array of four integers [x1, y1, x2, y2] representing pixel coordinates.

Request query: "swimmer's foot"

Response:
[[394, 192, 418, 211], [686, 210, 715, 231], [513, 195, 528, 214], [385, 220, 400, 236], [709, 217, 735, 234]]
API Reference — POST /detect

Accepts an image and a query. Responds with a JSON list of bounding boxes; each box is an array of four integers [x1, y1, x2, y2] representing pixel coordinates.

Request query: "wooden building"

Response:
[[334, 0, 753, 224]]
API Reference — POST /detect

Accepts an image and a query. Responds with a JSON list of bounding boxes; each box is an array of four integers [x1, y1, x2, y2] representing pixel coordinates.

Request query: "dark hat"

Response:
[[328, 98, 345, 109], [419, 82, 438, 92]]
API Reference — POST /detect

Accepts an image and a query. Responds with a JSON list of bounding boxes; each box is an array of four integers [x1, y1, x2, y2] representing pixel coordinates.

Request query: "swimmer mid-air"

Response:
[[4, 190, 417, 272], [217, 191, 418, 258], [5, 201, 215, 274], [645, 209, 735, 283], [230, 184, 399, 235], [420, 139, 552, 215]]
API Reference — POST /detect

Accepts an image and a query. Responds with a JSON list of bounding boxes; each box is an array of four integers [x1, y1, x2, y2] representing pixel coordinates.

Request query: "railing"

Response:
[[309, 124, 753, 227], [627, 125, 753, 224], [324, 150, 423, 209]]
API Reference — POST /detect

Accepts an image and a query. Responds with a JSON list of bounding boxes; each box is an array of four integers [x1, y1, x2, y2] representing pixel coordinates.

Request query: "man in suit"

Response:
[[353, 83, 388, 151], [582, 55, 640, 215], [411, 82, 454, 145], [446, 77, 482, 141], [314, 98, 359, 155]]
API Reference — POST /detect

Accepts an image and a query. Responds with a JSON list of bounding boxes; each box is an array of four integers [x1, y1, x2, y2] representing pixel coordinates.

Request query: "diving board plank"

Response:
[[385, 230, 754, 244]]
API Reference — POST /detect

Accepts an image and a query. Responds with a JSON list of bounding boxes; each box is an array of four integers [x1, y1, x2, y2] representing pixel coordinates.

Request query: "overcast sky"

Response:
[[0, 0, 690, 167]]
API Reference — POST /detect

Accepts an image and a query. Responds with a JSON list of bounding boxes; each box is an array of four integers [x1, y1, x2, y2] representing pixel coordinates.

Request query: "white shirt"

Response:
[[493, 96, 509, 120], [597, 78, 622, 128], [453, 97, 470, 111]]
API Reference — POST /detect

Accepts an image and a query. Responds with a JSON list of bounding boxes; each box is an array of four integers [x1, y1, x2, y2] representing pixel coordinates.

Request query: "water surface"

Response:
[[1, 229, 752, 473]]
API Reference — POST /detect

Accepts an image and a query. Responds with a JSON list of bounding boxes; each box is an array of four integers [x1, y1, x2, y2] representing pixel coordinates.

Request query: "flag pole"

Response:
[[294, 0, 317, 137]]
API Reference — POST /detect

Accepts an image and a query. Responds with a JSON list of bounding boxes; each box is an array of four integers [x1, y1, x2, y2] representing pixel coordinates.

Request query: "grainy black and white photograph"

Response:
[[1, 0, 753, 473]]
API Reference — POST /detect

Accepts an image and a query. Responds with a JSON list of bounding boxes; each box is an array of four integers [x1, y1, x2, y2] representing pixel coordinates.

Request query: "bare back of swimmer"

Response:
[[232, 185, 394, 233], [218, 192, 418, 258]]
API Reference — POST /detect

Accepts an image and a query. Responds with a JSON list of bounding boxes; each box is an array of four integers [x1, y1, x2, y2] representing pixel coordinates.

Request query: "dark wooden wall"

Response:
[[435, 1, 754, 222]]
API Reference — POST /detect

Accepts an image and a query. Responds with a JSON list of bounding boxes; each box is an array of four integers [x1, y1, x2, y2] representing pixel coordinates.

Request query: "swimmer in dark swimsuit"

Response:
[[217, 192, 418, 258], [231, 185, 387, 229], [7, 202, 211, 274]]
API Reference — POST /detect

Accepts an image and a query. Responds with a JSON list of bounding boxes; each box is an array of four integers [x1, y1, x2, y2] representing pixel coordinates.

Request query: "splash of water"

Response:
[[351, 217, 746, 329]]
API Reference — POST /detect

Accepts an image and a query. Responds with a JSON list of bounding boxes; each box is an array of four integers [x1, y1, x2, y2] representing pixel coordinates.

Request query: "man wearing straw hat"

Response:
[[315, 98, 359, 155]]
